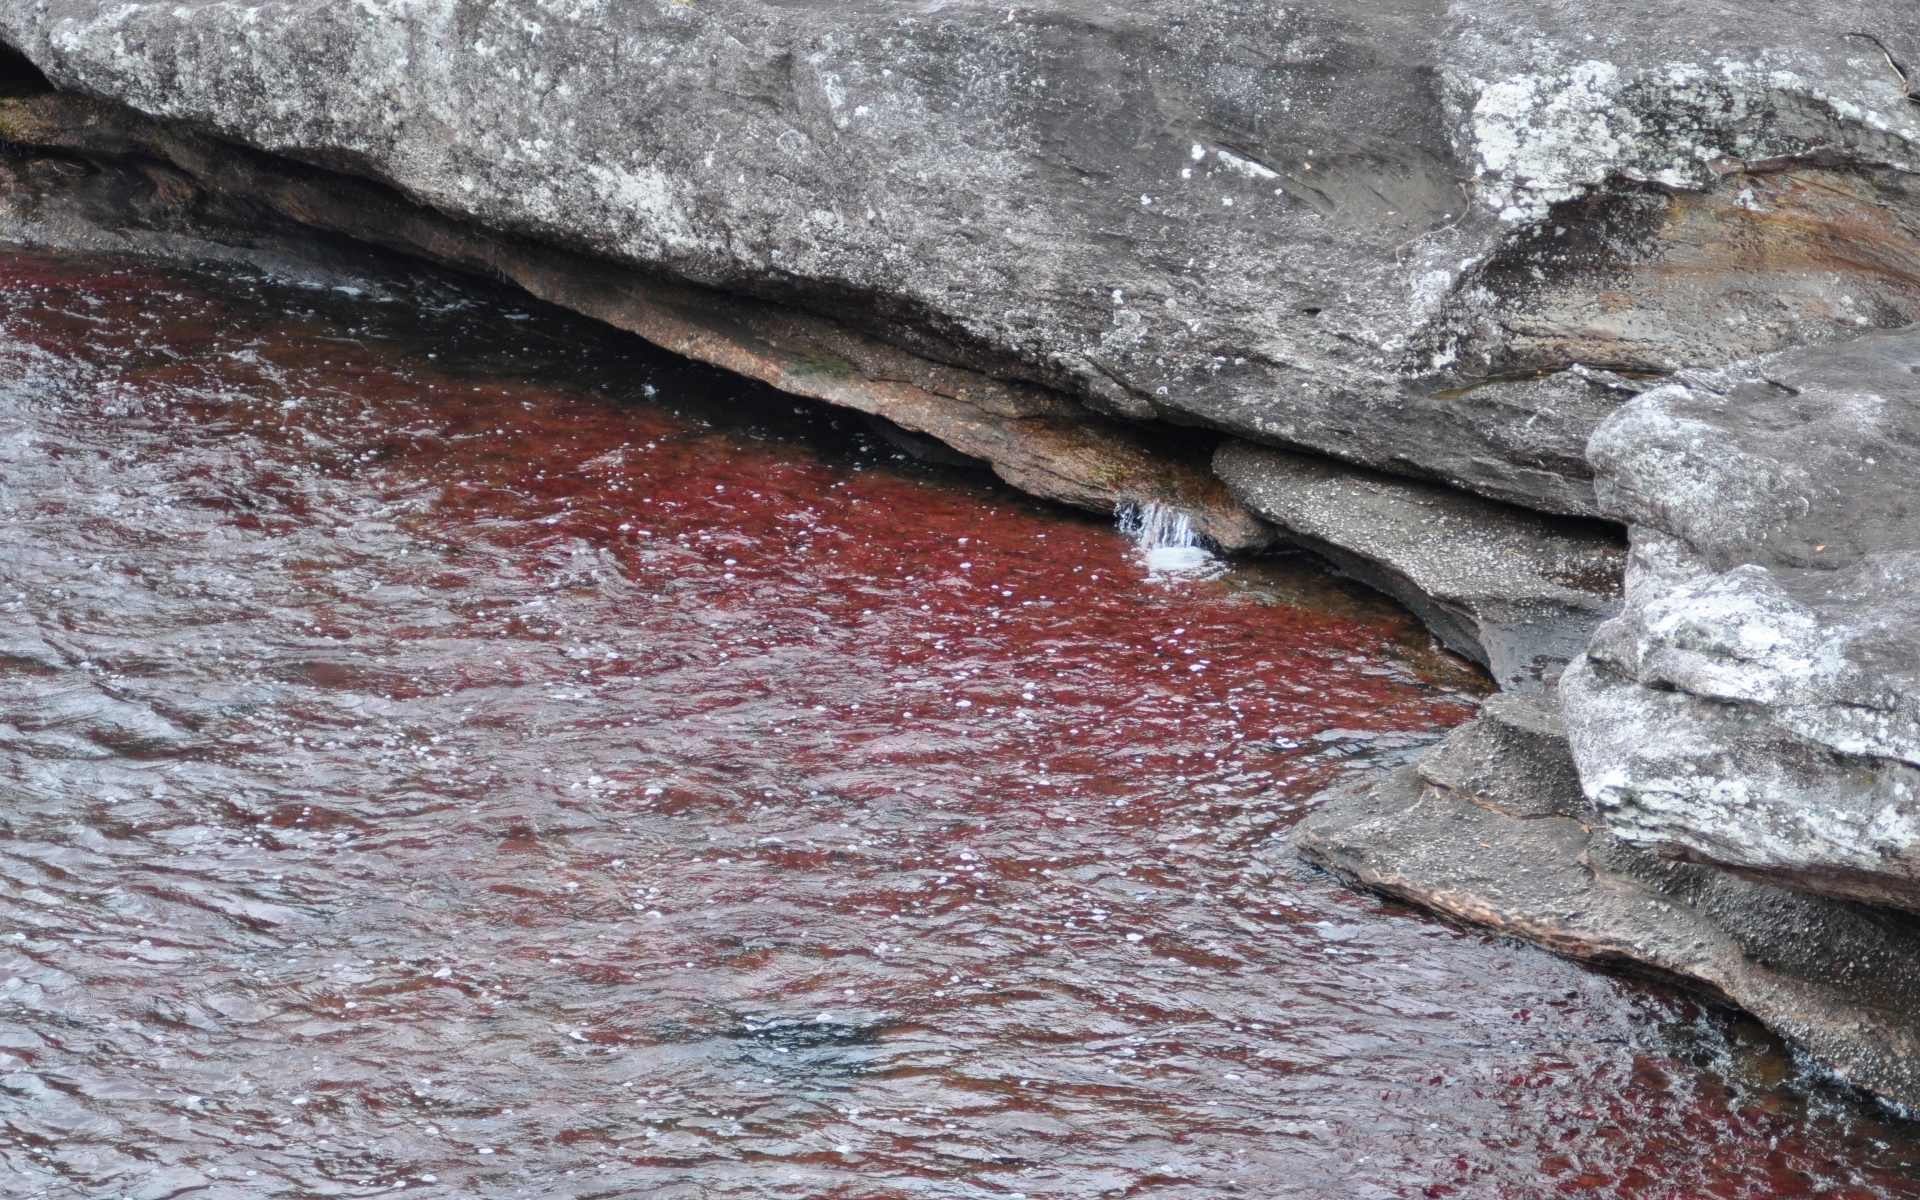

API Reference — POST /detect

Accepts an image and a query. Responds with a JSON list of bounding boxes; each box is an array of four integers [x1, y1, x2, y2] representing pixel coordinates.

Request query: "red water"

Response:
[[0, 248, 1916, 1199]]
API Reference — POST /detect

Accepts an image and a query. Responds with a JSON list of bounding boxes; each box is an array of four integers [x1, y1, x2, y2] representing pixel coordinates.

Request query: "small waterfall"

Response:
[[1117, 501, 1218, 575]]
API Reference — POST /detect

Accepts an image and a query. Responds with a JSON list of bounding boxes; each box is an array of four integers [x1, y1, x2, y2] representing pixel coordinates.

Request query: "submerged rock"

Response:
[[1298, 692, 1920, 1109], [1565, 330, 1920, 911], [0, 2, 1915, 516], [1215, 440, 1624, 688]]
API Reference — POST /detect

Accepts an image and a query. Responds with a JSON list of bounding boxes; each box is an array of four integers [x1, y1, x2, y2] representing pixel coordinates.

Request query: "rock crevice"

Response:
[[0, 86, 1274, 548]]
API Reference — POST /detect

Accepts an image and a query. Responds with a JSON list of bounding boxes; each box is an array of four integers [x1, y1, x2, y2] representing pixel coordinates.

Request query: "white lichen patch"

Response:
[[582, 162, 715, 257], [1462, 51, 1920, 225], [1469, 60, 1640, 221], [1564, 656, 1920, 885], [1407, 268, 1459, 321]]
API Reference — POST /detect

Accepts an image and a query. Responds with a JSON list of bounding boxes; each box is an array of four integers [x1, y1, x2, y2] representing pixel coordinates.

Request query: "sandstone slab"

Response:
[[1216, 440, 1623, 688]]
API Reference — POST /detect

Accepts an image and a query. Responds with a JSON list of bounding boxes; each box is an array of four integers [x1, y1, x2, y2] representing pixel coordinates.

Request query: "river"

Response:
[[0, 247, 1915, 1198]]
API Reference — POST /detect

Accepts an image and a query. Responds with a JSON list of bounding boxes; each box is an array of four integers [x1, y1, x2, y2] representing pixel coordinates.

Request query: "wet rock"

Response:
[[1415, 691, 1583, 818], [1297, 693, 1920, 1110], [1215, 440, 1624, 688], [1, 3, 1917, 515], [1563, 329, 1920, 911], [0, 89, 1271, 549]]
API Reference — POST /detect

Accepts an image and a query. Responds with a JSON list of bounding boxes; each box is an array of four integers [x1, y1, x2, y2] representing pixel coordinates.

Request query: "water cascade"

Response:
[[1117, 501, 1219, 577]]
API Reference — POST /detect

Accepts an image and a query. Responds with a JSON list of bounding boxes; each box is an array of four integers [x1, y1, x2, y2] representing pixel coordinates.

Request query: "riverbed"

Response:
[[0, 247, 1915, 1198]]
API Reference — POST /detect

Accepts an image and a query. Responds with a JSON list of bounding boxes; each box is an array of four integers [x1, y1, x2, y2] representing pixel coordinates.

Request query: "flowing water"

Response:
[[0, 246, 1917, 1199]]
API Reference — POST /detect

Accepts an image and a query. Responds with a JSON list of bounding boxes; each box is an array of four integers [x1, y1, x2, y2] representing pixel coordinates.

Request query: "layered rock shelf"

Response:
[[0, 0, 1917, 1111], [1566, 330, 1920, 912], [1215, 440, 1625, 688], [1298, 692, 1920, 1109]]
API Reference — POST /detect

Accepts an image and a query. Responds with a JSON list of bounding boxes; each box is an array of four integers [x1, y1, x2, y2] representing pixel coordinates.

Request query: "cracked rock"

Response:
[[1565, 329, 1920, 912]]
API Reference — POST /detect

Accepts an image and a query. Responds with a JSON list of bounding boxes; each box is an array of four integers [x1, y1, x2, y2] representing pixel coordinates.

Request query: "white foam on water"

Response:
[[1117, 502, 1221, 578]]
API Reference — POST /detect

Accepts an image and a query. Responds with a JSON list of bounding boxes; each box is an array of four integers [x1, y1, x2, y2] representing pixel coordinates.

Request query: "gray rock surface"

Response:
[[1216, 440, 1624, 688], [0, 1, 1916, 516], [1563, 329, 1920, 911], [1298, 693, 1920, 1110], [1415, 691, 1584, 817]]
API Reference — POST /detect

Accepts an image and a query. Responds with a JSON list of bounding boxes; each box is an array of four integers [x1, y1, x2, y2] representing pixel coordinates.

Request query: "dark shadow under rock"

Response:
[[1215, 441, 1625, 689], [6, 0, 1917, 519], [1296, 692, 1920, 1110], [0, 90, 1273, 550]]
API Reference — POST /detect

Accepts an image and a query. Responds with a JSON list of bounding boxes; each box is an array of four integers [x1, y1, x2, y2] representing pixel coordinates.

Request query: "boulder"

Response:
[[1564, 329, 1920, 911], [0, 1, 1915, 516], [1215, 440, 1624, 688], [1298, 691, 1920, 1110]]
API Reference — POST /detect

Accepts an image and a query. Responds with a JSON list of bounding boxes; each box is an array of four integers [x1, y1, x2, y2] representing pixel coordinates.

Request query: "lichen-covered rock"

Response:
[[1563, 329, 1920, 911], [0, 1, 1915, 516], [1215, 440, 1623, 688]]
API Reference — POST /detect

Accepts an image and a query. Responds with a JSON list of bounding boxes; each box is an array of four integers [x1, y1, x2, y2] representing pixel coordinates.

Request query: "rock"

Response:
[[1415, 691, 1583, 818], [1404, 366, 1655, 518], [1297, 693, 1920, 1110], [1215, 440, 1624, 688], [1563, 329, 1920, 911], [0, 87, 1272, 548], [0, 3, 1916, 515]]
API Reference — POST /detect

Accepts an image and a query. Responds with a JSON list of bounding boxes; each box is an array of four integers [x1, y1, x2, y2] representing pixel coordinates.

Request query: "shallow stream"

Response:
[[1, 248, 1917, 1198]]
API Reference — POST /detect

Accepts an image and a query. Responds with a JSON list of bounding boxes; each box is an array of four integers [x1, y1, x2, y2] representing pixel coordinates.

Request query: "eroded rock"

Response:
[[1298, 694, 1920, 1110], [1215, 440, 1624, 688], [0, 3, 1914, 515], [0, 88, 1271, 548], [1564, 329, 1920, 911]]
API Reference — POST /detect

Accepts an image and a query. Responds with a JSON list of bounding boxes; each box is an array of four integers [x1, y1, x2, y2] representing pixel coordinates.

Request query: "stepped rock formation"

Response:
[[1, 0, 1920, 1107], [1302, 321, 1920, 1104], [1565, 330, 1920, 912], [1299, 692, 1920, 1109], [1215, 440, 1624, 688]]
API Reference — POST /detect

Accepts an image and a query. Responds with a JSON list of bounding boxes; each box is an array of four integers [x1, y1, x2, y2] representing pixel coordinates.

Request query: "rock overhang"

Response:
[[0, 0, 1912, 519]]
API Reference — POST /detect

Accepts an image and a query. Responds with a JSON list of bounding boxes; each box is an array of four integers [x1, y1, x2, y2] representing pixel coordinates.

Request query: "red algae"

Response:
[[0, 247, 1915, 1198]]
